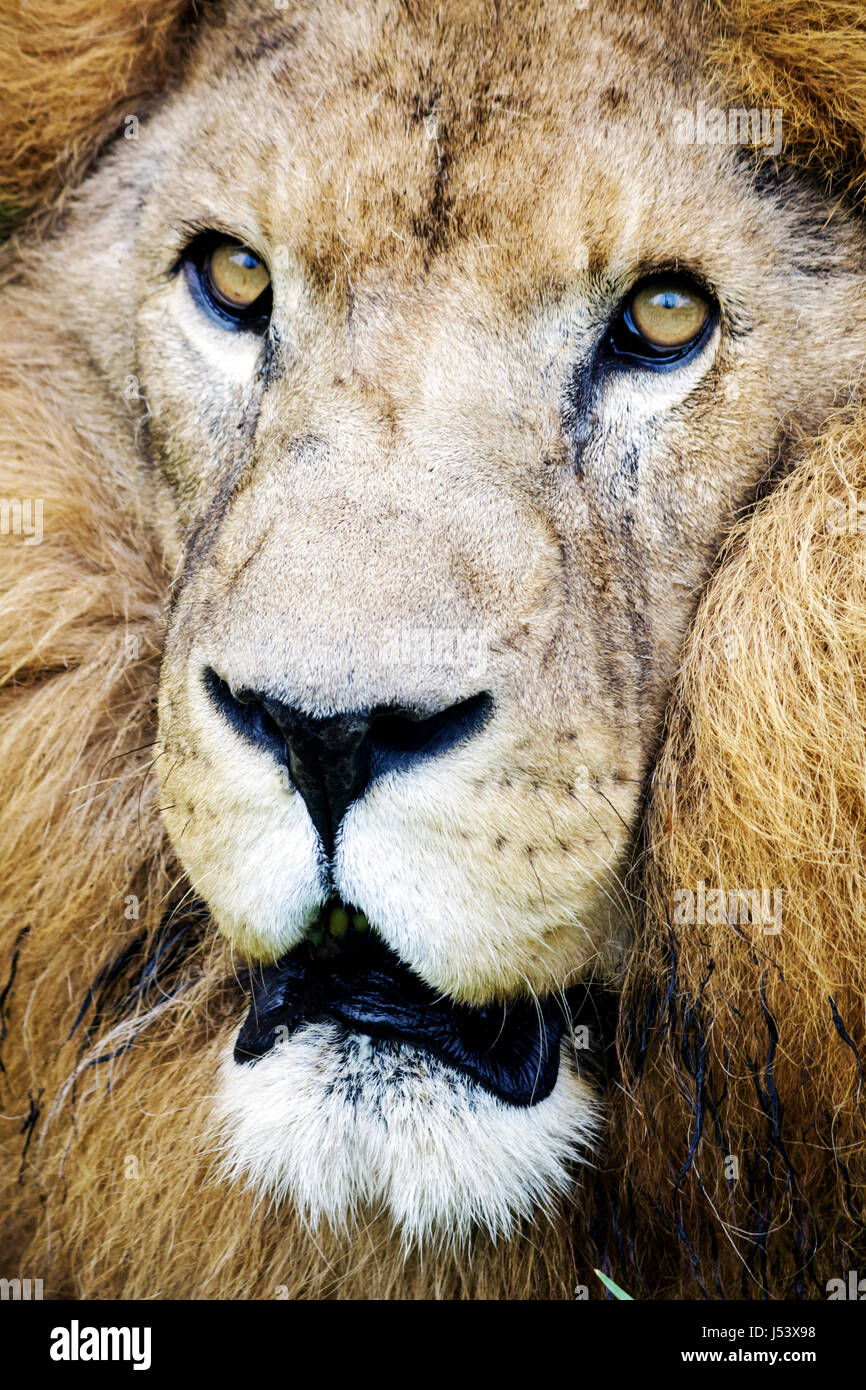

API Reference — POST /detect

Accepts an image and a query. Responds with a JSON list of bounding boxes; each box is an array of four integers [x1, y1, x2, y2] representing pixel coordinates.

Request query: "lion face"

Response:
[[43, 0, 866, 1240]]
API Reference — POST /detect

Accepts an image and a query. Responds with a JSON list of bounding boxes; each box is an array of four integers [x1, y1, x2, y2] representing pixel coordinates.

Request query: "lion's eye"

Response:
[[183, 235, 273, 330], [207, 243, 270, 310], [608, 275, 714, 367]]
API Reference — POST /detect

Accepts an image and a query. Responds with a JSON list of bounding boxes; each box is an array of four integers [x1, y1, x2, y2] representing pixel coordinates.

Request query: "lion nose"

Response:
[[204, 669, 493, 856]]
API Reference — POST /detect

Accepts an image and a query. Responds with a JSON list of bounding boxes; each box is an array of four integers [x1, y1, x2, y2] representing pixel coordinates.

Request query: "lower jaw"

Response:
[[216, 1018, 601, 1246]]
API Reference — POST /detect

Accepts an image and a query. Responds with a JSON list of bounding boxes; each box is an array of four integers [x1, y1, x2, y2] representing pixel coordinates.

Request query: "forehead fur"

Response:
[[101, 0, 861, 422], [2, 0, 864, 226], [155, 0, 725, 289]]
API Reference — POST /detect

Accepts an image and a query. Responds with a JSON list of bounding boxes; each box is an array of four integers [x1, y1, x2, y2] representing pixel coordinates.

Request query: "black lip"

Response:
[[235, 922, 582, 1107]]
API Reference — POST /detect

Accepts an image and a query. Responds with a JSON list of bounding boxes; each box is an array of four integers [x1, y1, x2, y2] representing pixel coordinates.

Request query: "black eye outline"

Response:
[[605, 273, 718, 371], [181, 233, 273, 333]]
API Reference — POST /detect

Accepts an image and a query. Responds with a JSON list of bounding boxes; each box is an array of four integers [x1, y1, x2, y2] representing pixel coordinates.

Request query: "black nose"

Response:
[[204, 669, 493, 856]]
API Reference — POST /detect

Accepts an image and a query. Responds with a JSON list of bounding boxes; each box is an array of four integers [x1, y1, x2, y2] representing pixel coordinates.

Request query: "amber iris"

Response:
[[205, 241, 270, 312], [628, 279, 709, 349]]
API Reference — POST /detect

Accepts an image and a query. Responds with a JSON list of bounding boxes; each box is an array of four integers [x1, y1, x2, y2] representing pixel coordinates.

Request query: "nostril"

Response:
[[369, 691, 494, 767], [205, 667, 494, 767], [203, 668, 286, 760], [203, 665, 494, 852]]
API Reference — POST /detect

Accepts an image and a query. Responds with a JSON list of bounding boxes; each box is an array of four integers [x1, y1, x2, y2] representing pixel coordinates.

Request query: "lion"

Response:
[[0, 0, 864, 1299]]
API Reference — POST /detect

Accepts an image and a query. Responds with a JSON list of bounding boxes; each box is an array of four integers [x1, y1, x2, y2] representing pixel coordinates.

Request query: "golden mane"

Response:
[[0, 0, 864, 1298], [607, 0, 866, 1299], [0, 0, 191, 224], [710, 0, 866, 202], [616, 409, 866, 1297]]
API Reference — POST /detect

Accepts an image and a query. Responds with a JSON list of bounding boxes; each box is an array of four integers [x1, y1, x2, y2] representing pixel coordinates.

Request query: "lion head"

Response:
[[1, 0, 865, 1298]]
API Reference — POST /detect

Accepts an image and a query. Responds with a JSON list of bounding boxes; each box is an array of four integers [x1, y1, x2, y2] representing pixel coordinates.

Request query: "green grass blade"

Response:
[[594, 1268, 634, 1300]]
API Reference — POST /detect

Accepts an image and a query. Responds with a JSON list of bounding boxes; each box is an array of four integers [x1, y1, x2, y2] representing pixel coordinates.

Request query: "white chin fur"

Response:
[[213, 1023, 599, 1248]]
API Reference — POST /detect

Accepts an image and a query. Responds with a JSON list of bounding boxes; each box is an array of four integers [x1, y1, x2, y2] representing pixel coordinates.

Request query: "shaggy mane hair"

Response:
[[1, 0, 864, 1298]]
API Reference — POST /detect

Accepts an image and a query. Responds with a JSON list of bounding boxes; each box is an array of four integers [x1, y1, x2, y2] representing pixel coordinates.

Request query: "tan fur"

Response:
[[1, 0, 865, 1298], [609, 0, 866, 1300], [711, 0, 866, 200], [0, 0, 191, 224], [615, 408, 866, 1298]]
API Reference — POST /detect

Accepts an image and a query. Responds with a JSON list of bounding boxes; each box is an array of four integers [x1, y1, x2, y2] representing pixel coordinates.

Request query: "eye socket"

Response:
[[183, 235, 273, 330], [608, 274, 715, 368]]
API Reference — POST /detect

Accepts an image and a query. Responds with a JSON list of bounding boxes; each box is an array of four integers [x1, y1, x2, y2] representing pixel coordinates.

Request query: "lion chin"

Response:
[[211, 898, 598, 1244], [215, 1025, 597, 1247]]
